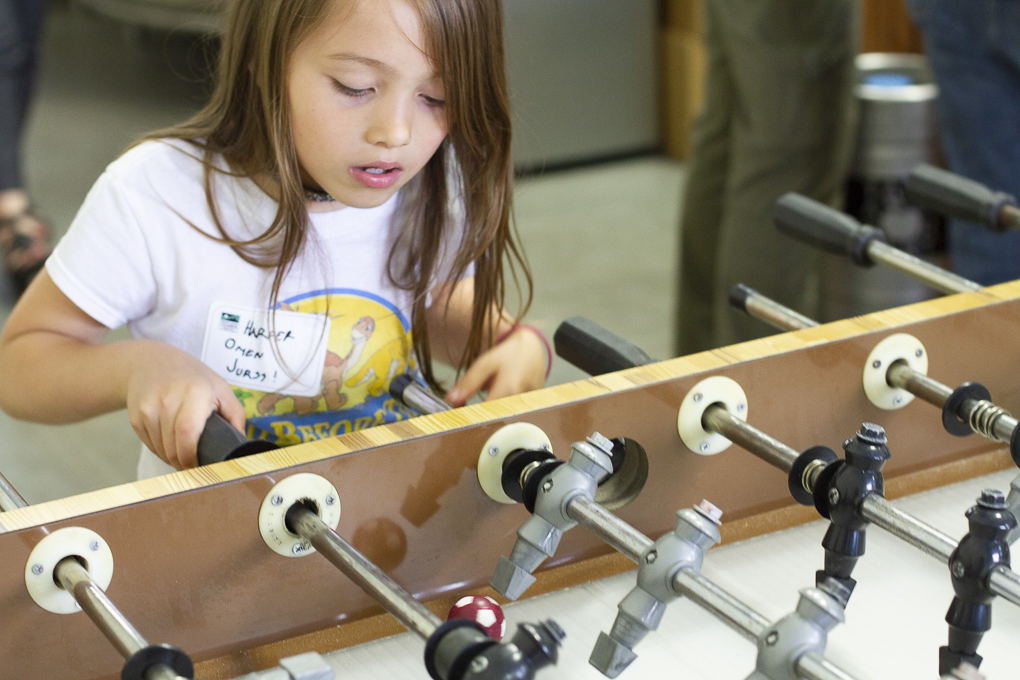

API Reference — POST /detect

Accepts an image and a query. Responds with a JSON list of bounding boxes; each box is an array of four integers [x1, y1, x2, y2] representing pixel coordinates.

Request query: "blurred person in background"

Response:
[[674, 0, 858, 356], [908, 0, 1020, 286], [0, 0, 51, 297]]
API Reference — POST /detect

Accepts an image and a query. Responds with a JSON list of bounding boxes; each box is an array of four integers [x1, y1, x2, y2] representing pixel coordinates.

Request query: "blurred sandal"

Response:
[[0, 207, 51, 296]]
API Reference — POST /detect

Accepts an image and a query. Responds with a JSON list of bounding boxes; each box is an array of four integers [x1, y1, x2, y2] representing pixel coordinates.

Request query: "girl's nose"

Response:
[[366, 101, 411, 149]]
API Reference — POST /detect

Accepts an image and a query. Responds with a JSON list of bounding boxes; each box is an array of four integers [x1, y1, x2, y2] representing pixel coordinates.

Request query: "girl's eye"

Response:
[[332, 80, 371, 98], [421, 95, 446, 108]]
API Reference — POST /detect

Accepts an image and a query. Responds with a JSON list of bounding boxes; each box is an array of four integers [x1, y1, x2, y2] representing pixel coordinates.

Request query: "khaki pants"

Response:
[[675, 0, 858, 355]]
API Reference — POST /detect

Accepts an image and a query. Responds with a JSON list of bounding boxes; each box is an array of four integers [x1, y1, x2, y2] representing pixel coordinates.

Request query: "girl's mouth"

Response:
[[350, 164, 403, 189]]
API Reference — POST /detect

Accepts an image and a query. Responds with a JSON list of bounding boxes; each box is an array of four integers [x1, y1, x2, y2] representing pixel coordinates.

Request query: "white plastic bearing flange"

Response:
[[677, 376, 748, 455], [863, 333, 928, 410], [25, 527, 114, 614], [260, 473, 342, 557], [477, 423, 553, 504]]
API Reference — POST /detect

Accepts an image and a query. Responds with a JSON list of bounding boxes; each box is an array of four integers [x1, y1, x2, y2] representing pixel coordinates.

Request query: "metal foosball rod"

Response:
[[767, 190, 1017, 470], [554, 317, 1020, 675], [236, 445, 564, 680], [199, 401, 566, 678], [772, 192, 982, 296], [7, 470, 197, 680], [730, 284, 1020, 538], [730, 284, 1017, 446], [729, 284, 818, 333], [286, 504, 444, 640], [282, 502, 564, 680], [54, 559, 192, 680], [701, 406, 1020, 674], [904, 164, 1020, 234], [388, 380, 771, 668], [475, 424, 857, 680], [387, 371, 851, 678], [702, 406, 978, 569], [0, 467, 27, 511], [344, 381, 683, 678], [387, 382, 701, 678], [394, 325, 999, 676]]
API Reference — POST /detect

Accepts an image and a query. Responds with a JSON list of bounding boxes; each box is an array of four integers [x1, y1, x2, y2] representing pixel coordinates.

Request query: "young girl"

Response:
[[0, 0, 549, 477]]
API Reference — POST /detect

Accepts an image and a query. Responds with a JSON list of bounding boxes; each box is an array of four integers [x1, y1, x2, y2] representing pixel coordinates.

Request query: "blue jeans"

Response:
[[908, 0, 1020, 285], [0, 0, 48, 192]]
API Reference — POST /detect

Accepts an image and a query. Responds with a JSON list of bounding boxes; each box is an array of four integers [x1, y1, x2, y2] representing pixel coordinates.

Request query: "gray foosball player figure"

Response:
[[478, 424, 860, 680], [744, 580, 848, 680], [488, 433, 616, 600], [589, 503, 721, 676]]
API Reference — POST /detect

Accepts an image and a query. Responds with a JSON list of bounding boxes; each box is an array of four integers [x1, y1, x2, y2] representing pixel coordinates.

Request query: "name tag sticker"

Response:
[[201, 303, 331, 397]]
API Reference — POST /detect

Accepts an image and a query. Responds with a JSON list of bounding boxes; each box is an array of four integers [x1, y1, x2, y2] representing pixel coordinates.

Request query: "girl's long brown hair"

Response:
[[142, 0, 530, 391]]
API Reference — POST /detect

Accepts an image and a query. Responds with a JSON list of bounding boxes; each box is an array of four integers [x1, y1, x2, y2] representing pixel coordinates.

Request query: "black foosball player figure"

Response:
[[811, 423, 890, 601], [940, 489, 1016, 676]]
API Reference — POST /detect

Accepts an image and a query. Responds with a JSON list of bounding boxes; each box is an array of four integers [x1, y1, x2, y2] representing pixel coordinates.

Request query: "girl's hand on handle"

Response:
[[125, 345, 246, 470], [0, 273, 246, 470], [446, 326, 547, 407]]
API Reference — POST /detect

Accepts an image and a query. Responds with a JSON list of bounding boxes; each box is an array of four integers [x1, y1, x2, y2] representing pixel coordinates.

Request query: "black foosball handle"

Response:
[[773, 192, 886, 266], [389, 373, 450, 415], [905, 163, 1018, 233], [196, 412, 279, 467], [774, 192, 982, 295], [553, 317, 655, 376]]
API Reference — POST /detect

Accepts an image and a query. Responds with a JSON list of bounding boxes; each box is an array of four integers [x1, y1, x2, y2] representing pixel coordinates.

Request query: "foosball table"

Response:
[[6, 164, 1020, 680], [3, 274, 1020, 680]]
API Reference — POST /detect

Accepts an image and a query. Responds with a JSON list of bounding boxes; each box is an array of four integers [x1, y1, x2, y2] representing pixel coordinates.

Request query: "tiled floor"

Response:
[[0, 4, 687, 503]]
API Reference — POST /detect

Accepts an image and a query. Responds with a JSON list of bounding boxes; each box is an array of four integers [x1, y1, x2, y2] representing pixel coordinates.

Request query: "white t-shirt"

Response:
[[48, 139, 453, 478]]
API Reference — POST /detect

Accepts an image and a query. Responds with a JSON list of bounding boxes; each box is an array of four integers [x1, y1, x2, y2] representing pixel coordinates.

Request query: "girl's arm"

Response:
[[426, 277, 548, 406], [0, 272, 246, 469]]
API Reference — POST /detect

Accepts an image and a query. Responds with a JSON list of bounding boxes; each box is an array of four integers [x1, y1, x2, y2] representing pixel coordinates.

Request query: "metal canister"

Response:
[[822, 53, 943, 320]]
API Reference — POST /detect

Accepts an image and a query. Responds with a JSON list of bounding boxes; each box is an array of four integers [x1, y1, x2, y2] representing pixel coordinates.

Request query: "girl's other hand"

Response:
[[125, 345, 246, 470], [446, 326, 547, 407]]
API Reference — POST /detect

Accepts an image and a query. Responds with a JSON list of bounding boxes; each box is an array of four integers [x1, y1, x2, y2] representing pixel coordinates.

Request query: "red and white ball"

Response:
[[447, 595, 507, 640]]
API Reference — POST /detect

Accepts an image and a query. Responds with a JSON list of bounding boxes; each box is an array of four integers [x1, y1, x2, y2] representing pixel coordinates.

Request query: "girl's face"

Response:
[[288, 0, 448, 208]]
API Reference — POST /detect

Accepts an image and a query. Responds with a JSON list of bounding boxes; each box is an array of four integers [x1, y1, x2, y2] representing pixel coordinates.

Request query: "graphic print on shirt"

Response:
[[232, 289, 419, 445]]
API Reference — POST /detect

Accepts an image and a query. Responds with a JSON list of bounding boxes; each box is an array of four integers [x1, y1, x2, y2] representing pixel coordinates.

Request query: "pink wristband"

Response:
[[497, 323, 553, 379]]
